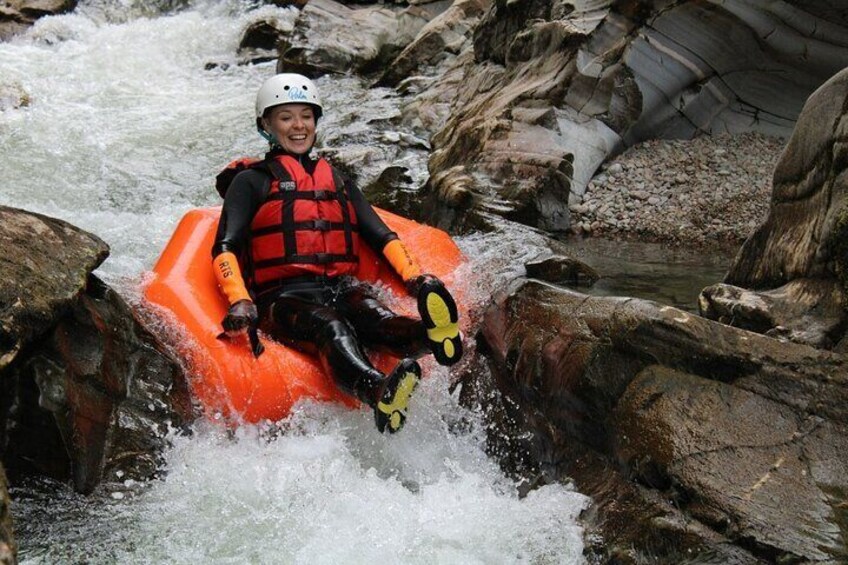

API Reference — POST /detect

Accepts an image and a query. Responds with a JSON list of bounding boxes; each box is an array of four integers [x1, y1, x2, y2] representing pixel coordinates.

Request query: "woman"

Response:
[[211, 73, 462, 434]]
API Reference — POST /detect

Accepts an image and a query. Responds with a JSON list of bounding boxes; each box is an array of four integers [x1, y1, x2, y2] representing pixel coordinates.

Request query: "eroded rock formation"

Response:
[[0, 207, 191, 496], [403, 0, 848, 232], [464, 279, 848, 563], [700, 67, 848, 349]]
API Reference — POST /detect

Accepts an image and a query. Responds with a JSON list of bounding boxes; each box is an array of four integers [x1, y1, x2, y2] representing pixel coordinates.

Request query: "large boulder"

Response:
[[463, 279, 848, 562], [0, 464, 12, 565], [0, 207, 191, 494], [277, 0, 432, 76], [700, 67, 848, 349], [405, 0, 848, 233], [0, 0, 78, 41], [0, 206, 108, 372]]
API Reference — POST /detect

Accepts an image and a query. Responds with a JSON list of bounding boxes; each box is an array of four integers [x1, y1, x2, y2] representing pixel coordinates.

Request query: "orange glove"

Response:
[[382, 239, 422, 287], [212, 252, 251, 305]]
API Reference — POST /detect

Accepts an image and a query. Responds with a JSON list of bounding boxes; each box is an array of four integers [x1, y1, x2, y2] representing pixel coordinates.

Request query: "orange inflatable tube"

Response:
[[143, 207, 464, 424]]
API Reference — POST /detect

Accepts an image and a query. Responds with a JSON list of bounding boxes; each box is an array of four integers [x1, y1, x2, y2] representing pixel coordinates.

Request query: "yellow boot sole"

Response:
[[418, 280, 462, 366], [375, 359, 421, 434]]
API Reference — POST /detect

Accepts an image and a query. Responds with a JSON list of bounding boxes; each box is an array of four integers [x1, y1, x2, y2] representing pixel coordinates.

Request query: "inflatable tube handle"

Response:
[[248, 325, 265, 358]]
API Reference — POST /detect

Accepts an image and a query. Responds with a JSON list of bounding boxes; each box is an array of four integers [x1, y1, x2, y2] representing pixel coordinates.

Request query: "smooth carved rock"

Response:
[[724, 68, 848, 289], [465, 279, 848, 562], [700, 67, 848, 349], [410, 0, 848, 233], [0, 464, 13, 565], [0, 205, 109, 371], [277, 0, 431, 76]]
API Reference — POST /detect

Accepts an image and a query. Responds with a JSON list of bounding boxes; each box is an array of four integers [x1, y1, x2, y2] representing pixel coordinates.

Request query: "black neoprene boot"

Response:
[[374, 358, 421, 434]]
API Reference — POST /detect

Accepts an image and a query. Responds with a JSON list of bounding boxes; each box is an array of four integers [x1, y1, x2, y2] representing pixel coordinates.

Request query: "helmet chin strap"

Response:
[[259, 128, 278, 147]]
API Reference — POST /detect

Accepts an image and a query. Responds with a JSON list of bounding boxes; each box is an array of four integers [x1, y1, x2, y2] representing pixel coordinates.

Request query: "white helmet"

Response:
[[255, 73, 323, 121]]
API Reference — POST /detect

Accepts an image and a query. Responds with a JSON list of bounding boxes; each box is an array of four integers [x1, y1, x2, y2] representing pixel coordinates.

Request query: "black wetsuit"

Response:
[[213, 148, 427, 404]]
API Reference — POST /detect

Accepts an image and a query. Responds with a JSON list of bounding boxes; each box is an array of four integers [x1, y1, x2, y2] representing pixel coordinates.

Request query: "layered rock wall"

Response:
[[412, 0, 848, 232], [466, 279, 848, 563]]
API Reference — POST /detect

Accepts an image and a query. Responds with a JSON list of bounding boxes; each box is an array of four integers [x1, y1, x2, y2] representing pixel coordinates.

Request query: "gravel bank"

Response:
[[570, 133, 788, 248]]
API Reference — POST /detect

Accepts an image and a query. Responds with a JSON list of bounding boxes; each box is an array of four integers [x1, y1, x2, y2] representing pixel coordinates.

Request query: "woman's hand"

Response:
[[222, 299, 258, 335]]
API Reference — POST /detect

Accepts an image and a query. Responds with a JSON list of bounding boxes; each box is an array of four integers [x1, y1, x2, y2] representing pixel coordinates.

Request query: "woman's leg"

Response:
[[268, 294, 384, 405], [267, 290, 422, 433], [332, 284, 428, 357]]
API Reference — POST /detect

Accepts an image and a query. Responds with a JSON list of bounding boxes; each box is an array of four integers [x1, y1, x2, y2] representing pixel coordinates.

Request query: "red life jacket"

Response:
[[245, 155, 360, 294]]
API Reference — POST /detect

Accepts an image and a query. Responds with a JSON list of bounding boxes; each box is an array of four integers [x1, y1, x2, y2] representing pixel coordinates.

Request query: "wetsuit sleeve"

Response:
[[212, 169, 269, 257], [346, 177, 398, 251], [344, 175, 422, 282], [212, 169, 269, 303]]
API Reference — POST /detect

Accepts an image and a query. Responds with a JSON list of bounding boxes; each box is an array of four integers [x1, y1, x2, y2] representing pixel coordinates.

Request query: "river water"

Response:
[[0, 1, 594, 562]]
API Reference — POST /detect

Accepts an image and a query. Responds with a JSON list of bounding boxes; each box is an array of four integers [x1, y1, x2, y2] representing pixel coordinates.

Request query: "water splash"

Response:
[[15, 374, 587, 564]]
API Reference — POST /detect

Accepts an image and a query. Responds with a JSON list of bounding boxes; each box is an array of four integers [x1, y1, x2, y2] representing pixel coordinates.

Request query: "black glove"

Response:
[[222, 299, 258, 335]]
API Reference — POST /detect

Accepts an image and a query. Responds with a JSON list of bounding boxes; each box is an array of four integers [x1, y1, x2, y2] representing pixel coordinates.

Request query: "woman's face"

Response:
[[263, 103, 316, 155]]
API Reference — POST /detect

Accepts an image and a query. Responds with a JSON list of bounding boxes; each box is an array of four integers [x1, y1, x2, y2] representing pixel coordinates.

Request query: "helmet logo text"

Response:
[[288, 87, 309, 102]]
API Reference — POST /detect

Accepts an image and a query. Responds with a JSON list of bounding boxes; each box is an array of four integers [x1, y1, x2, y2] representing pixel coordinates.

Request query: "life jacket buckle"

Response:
[[312, 253, 332, 264]]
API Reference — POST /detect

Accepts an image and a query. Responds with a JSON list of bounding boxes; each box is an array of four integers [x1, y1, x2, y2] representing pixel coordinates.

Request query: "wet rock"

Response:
[[3, 276, 192, 494], [0, 205, 109, 372], [361, 165, 418, 217], [234, 8, 300, 66], [700, 279, 846, 349], [0, 81, 29, 112], [0, 207, 192, 494], [524, 254, 598, 287], [237, 20, 287, 65], [464, 279, 848, 562], [261, 0, 308, 8], [277, 0, 431, 77], [0, 464, 12, 565], [377, 0, 489, 87], [0, 0, 77, 41], [700, 67, 848, 349]]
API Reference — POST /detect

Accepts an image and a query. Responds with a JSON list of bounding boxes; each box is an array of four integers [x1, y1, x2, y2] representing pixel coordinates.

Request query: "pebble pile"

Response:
[[570, 133, 788, 248]]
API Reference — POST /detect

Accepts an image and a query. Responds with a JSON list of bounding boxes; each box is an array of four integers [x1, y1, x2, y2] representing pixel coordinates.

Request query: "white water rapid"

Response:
[[1, 1, 589, 563]]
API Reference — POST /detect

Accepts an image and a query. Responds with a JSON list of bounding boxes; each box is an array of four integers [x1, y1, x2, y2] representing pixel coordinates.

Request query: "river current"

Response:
[[0, 1, 589, 562]]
